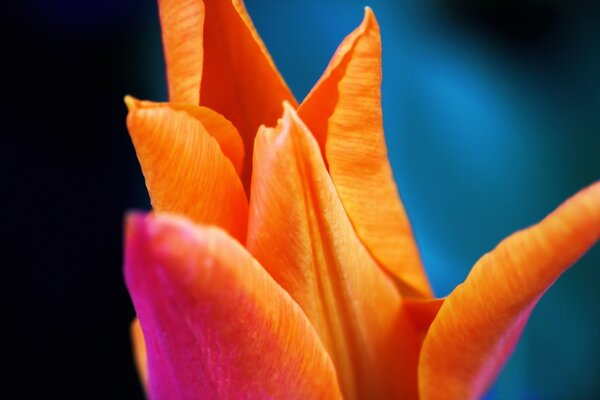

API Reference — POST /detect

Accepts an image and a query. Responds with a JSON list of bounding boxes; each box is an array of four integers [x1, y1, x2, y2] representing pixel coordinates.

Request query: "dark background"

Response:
[[3, 0, 599, 398]]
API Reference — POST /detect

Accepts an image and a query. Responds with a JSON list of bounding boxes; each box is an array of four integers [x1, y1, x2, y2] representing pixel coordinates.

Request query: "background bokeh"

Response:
[[4, 0, 599, 398]]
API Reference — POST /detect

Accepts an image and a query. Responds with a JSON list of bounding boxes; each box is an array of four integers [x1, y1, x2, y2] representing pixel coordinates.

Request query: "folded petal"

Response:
[[125, 97, 247, 242], [298, 9, 431, 298], [200, 0, 296, 186], [125, 212, 342, 400], [419, 182, 600, 399], [166, 102, 245, 175], [158, 0, 205, 104], [247, 103, 422, 399]]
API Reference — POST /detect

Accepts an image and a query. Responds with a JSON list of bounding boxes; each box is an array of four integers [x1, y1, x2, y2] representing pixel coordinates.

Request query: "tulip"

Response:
[[124, 0, 600, 398]]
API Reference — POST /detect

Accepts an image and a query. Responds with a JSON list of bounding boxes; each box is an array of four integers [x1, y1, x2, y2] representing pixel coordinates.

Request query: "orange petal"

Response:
[[125, 97, 247, 242], [298, 9, 431, 298], [130, 318, 148, 393], [200, 0, 296, 187], [125, 212, 342, 399], [163, 102, 244, 175], [419, 182, 600, 399], [158, 0, 205, 104], [247, 103, 422, 399]]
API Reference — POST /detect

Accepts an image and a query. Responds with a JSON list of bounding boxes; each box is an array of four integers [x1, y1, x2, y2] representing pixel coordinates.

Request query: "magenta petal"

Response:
[[124, 212, 342, 400]]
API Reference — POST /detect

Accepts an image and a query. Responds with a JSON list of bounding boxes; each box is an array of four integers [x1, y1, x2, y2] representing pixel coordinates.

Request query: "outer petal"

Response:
[[158, 0, 204, 104], [125, 212, 342, 400], [247, 103, 422, 399], [125, 97, 247, 242], [419, 182, 600, 399], [298, 9, 431, 298], [200, 0, 296, 186]]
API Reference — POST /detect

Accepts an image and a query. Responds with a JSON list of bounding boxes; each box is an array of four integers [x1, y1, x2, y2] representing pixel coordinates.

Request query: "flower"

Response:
[[123, 0, 600, 398]]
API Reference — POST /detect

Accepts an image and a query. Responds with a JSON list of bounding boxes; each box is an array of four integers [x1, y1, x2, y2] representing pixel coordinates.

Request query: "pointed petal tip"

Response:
[[282, 99, 296, 115], [124, 95, 140, 112], [281, 101, 299, 128], [361, 6, 378, 30], [124, 96, 159, 115], [543, 180, 600, 240], [580, 180, 600, 218], [259, 101, 300, 146], [589, 179, 600, 196], [299, 2, 429, 297]]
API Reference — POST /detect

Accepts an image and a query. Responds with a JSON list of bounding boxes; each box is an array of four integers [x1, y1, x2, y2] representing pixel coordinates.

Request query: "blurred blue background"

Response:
[[3, 0, 598, 398]]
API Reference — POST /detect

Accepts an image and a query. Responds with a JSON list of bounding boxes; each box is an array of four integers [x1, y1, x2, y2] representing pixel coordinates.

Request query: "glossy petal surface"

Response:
[[125, 213, 342, 400], [419, 182, 600, 399], [125, 97, 247, 241], [247, 104, 421, 399], [158, 0, 204, 104], [200, 0, 296, 185], [298, 9, 431, 298]]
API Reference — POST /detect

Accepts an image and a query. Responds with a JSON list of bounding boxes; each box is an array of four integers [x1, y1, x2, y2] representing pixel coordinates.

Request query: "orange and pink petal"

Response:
[[125, 212, 342, 399]]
